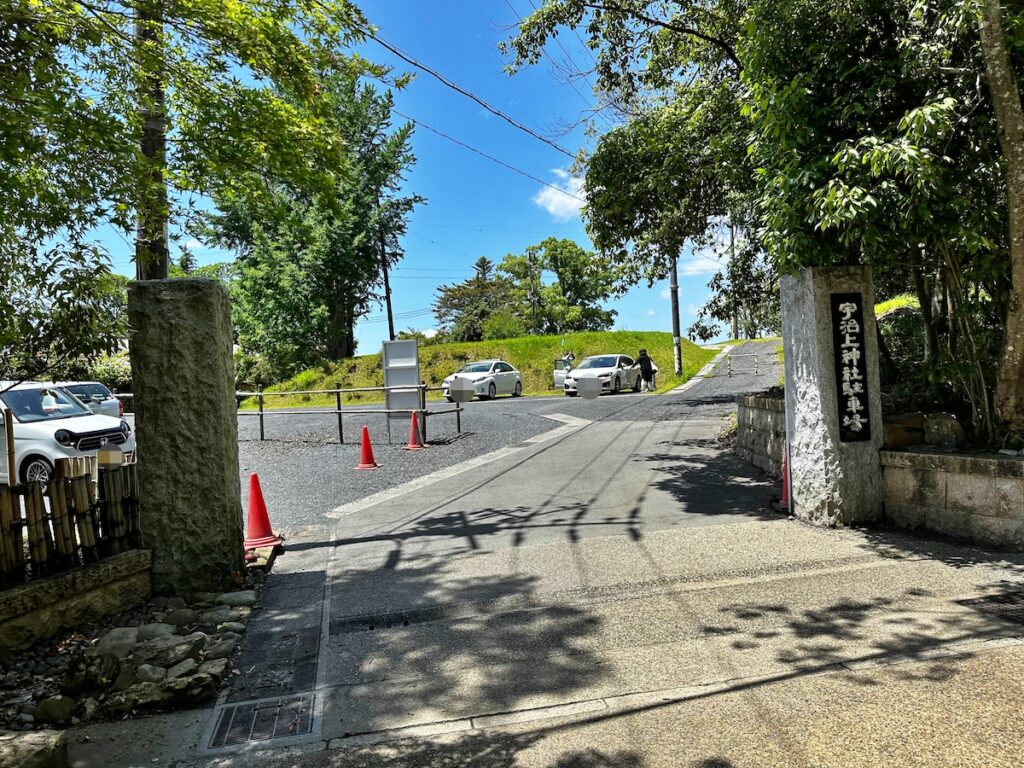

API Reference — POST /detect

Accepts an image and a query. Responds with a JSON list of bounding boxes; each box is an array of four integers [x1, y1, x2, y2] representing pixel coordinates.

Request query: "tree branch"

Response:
[[580, 1, 742, 72]]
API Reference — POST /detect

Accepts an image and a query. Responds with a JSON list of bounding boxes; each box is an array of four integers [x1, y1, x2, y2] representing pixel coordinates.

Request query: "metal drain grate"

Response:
[[958, 591, 1024, 625], [209, 694, 315, 748]]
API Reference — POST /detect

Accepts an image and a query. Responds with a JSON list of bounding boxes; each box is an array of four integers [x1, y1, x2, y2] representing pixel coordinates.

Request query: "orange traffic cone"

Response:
[[244, 473, 283, 550], [355, 426, 378, 469], [404, 412, 426, 451]]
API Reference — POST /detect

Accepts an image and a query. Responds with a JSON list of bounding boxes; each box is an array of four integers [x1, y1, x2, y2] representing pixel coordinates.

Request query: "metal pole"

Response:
[[257, 384, 265, 441], [456, 403, 462, 434], [755, 354, 760, 376], [669, 254, 682, 376], [419, 383, 427, 445], [378, 196, 395, 341], [335, 383, 343, 444], [727, 357, 732, 378]]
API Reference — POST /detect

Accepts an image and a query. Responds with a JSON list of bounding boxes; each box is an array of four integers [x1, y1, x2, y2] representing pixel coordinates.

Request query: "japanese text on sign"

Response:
[[831, 293, 871, 442]]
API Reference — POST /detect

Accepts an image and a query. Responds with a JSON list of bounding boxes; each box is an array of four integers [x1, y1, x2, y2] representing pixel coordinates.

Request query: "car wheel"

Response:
[[487, 382, 497, 400], [21, 456, 54, 487], [612, 376, 621, 394], [566, 391, 577, 397], [513, 381, 522, 397]]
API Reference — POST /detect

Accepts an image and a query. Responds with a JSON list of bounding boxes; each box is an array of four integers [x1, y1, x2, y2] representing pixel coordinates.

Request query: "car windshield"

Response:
[[576, 356, 618, 370], [0, 387, 91, 423], [457, 363, 492, 373], [64, 383, 111, 400]]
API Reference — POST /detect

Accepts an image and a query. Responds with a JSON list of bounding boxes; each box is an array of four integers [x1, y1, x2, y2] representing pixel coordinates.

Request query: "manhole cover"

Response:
[[209, 694, 315, 748], [226, 627, 320, 702], [958, 591, 1024, 625]]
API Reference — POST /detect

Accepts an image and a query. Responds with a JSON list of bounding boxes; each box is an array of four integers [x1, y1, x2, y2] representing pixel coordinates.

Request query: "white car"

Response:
[[442, 360, 523, 401], [0, 382, 136, 485], [56, 381, 123, 419], [563, 354, 641, 397]]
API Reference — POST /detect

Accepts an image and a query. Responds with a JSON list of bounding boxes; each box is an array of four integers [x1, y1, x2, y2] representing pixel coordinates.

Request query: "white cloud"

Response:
[[422, 328, 438, 339], [659, 288, 671, 301], [646, 309, 657, 317], [679, 253, 723, 276], [183, 238, 202, 250], [533, 169, 585, 221]]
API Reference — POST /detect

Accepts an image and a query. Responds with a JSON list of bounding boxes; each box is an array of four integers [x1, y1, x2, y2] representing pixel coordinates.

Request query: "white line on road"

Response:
[[327, 412, 592, 519]]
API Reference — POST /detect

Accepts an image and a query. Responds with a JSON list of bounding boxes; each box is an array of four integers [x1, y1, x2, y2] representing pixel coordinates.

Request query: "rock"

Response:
[[76, 697, 98, 723], [61, 654, 118, 696], [220, 632, 241, 643], [87, 627, 138, 659], [216, 590, 256, 608], [0, 730, 70, 768], [135, 664, 166, 684], [134, 633, 206, 668], [166, 659, 199, 679], [217, 622, 246, 635], [198, 658, 230, 683], [111, 666, 135, 692], [102, 673, 216, 716], [163, 609, 197, 628], [203, 638, 238, 661], [924, 412, 966, 449], [193, 592, 220, 604], [34, 695, 76, 724], [197, 607, 243, 625], [18, 713, 34, 724], [166, 597, 187, 610], [136, 623, 175, 642]]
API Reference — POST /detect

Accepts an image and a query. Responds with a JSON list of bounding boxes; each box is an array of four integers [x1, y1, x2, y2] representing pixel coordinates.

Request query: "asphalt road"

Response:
[[237, 342, 782, 534]]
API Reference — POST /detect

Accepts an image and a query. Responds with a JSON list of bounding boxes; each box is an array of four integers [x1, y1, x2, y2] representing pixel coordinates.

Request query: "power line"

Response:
[[395, 109, 585, 203], [368, 32, 576, 159]]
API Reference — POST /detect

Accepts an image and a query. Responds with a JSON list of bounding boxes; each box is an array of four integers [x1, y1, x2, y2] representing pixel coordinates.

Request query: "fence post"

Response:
[[727, 356, 732, 377], [456, 403, 462, 434], [419, 382, 428, 445], [335, 383, 344, 444], [755, 354, 760, 376], [257, 384, 265, 441], [3, 408, 14, 486]]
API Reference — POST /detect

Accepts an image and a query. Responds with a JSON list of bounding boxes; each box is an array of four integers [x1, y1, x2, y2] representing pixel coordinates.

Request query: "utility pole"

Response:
[[378, 199, 395, 341], [730, 224, 739, 340], [670, 254, 682, 376], [135, 5, 169, 280]]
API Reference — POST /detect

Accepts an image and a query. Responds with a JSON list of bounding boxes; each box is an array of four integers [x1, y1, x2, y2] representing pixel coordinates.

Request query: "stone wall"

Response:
[[882, 451, 1024, 549], [0, 551, 151, 657], [736, 395, 786, 477]]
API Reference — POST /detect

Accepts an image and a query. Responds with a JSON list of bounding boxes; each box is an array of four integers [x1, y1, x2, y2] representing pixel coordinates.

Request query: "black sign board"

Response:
[[831, 292, 871, 442]]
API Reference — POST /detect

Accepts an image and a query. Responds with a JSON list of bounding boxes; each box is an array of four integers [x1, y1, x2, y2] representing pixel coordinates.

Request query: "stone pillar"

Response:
[[780, 266, 884, 525], [128, 279, 243, 595]]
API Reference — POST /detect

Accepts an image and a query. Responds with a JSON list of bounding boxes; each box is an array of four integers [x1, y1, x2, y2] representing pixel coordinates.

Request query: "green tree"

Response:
[[499, 238, 616, 333], [205, 77, 421, 376], [433, 258, 518, 342]]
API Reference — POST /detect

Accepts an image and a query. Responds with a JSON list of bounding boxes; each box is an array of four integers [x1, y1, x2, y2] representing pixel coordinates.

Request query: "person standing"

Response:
[[634, 349, 658, 393]]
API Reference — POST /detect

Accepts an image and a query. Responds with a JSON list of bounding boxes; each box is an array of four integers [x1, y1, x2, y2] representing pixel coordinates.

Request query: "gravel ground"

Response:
[[236, 342, 783, 534]]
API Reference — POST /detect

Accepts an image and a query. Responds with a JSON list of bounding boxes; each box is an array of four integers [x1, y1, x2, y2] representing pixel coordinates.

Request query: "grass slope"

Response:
[[257, 331, 718, 408]]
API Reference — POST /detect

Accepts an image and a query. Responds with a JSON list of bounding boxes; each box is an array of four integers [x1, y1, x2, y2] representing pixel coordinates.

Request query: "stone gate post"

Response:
[[780, 266, 884, 525], [128, 279, 244, 595]]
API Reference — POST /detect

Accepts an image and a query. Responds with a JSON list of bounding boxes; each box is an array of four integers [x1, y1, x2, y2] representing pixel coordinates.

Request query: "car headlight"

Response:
[[120, 420, 131, 435], [599, 373, 612, 378], [55, 429, 74, 446]]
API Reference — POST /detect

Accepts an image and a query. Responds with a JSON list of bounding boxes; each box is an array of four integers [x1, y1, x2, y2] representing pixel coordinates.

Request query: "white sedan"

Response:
[[563, 354, 641, 396], [442, 360, 523, 401]]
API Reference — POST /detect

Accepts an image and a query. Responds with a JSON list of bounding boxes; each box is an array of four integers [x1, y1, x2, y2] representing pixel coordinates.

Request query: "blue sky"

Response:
[[106, 1, 726, 352]]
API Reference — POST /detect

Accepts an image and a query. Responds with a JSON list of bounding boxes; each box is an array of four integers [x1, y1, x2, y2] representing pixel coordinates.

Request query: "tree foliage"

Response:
[[2, 0, 377, 382], [507, 0, 1024, 441], [204, 76, 421, 380]]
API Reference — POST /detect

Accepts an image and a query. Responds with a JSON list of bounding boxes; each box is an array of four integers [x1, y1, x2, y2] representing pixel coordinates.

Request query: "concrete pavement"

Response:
[[67, 343, 1024, 767]]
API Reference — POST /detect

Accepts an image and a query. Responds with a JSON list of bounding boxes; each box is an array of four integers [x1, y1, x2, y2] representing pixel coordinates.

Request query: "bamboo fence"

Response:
[[0, 458, 140, 590]]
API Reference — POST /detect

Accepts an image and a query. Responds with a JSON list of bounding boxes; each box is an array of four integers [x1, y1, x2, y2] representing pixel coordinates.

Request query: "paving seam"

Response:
[[321, 632, 1024, 749]]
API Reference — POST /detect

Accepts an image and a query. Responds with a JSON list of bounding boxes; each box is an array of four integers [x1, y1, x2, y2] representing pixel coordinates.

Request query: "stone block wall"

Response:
[[736, 395, 786, 477], [881, 451, 1024, 549], [0, 551, 151, 657]]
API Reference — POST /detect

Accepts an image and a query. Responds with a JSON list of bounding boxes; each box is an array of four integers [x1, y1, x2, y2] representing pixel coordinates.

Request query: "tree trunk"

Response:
[[134, 4, 169, 280], [980, 0, 1024, 432]]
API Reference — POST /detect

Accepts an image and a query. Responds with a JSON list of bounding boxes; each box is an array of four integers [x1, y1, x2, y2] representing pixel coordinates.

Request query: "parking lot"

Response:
[[234, 343, 780, 534]]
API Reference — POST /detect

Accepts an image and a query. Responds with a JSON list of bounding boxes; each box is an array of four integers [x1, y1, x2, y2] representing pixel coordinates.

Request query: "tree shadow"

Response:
[[323, 554, 606, 736]]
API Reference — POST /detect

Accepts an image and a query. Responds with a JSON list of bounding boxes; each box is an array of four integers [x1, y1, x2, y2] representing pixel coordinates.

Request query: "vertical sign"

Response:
[[831, 293, 871, 442]]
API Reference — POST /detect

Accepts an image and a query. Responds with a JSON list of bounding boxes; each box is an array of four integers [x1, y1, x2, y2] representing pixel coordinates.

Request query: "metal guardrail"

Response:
[[115, 384, 463, 445]]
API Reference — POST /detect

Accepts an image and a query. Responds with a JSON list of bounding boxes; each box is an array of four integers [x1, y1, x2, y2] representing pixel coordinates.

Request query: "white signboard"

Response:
[[383, 339, 421, 420]]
